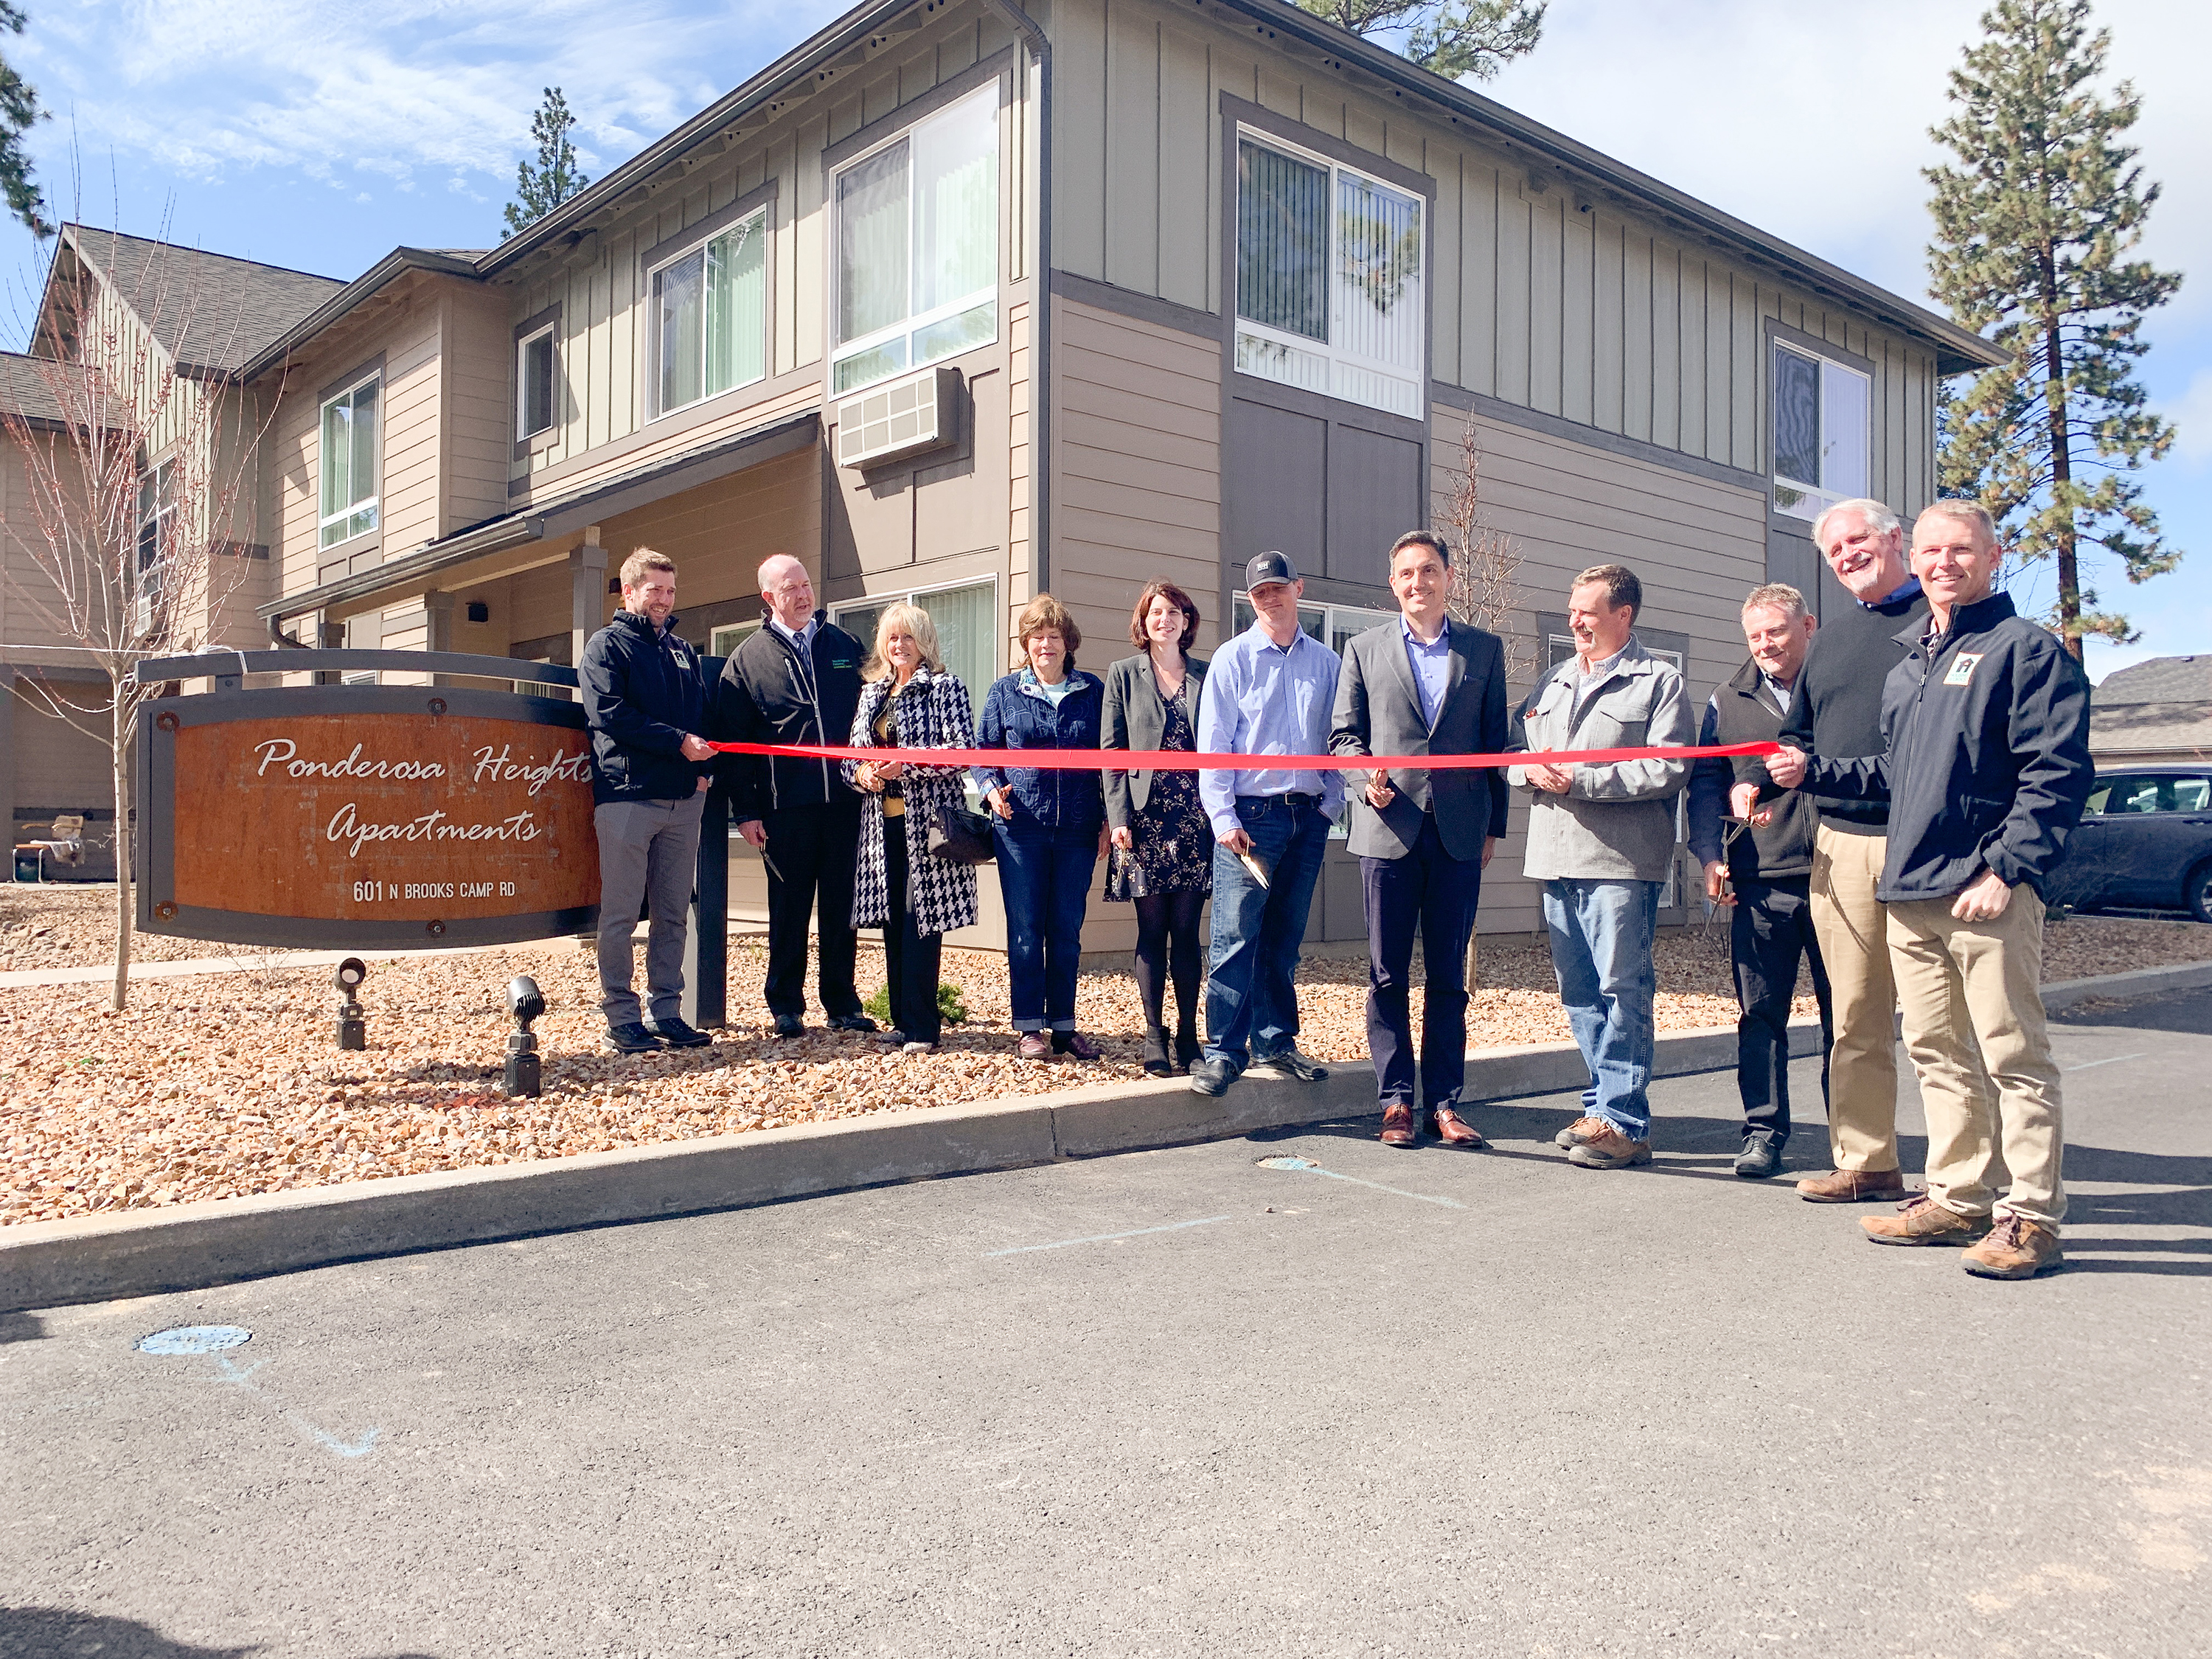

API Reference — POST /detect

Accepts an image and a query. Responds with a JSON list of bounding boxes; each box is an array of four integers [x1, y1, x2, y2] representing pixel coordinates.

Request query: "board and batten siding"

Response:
[[1043, 0, 1944, 519]]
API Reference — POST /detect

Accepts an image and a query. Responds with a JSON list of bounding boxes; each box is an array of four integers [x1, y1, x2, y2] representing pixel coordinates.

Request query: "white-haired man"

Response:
[[1754, 500, 1942, 1204], [1769, 501, 2093, 1278]]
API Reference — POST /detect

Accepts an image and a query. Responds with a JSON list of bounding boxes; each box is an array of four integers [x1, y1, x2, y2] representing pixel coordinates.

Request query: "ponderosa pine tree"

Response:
[[1293, 0, 1544, 82], [0, 2, 50, 236], [504, 88, 589, 237], [1925, 0, 2181, 656]]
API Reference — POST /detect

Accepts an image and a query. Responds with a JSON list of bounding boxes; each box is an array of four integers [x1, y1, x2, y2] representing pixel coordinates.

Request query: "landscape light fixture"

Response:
[[333, 958, 368, 1051], [504, 975, 546, 1098]]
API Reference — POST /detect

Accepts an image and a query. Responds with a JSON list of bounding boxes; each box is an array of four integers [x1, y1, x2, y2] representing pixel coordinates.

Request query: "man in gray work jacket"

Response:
[[1507, 563, 1691, 1170]]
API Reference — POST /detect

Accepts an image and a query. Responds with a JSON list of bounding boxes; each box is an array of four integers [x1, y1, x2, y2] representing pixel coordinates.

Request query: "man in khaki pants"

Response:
[[1770, 501, 2093, 1279], [1757, 500, 1945, 1202]]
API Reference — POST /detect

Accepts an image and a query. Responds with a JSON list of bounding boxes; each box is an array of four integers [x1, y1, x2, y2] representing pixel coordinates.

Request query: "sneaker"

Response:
[[1248, 1048, 1328, 1082], [1188, 1057, 1237, 1098], [1053, 1032, 1102, 1061], [1798, 1166, 1910, 1203], [902, 1040, 939, 1055], [872, 1026, 908, 1046], [770, 1014, 805, 1040], [1733, 1135, 1784, 1180], [1554, 1115, 1608, 1150], [647, 1017, 714, 1048], [1862, 1194, 1991, 1246], [1018, 1032, 1053, 1060], [827, 1012, 878, 1034], [602, 1022, 662, 1054], [1962, 1215, 2064, 1279], [1567, 1125, 1652, 1169]]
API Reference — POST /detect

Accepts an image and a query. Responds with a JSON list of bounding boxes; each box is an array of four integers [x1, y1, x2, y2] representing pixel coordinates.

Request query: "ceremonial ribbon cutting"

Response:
[[706, 739, 1786, 771]]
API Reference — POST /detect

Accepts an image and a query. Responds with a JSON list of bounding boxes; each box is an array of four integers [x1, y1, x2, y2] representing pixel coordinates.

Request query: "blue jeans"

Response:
[[1543, 878, 1661, 1139], [995, 813, 1099, 1031], [1203, 796, 1330, 1069]]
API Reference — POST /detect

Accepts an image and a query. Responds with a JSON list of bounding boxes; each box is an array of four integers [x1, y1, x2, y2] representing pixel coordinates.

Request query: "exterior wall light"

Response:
[[333, 958, 368, 1051], [504, 975, 546, 1097]]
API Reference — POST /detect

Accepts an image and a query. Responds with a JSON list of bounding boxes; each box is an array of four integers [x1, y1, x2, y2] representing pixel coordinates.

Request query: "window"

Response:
[[1230, 593, 1395, 653], [2093, 775, 2210, 815], [1235, 134, 1425, 420], [1770, 341, 1869, 521], [319, 373, 380, 549], [651, 207, 768, 417], [832, 577, 998, 703], [136, 459, 176, 588], [709, 620, 762, 659], [518, 324, 557, 439], [831, 88, 998, 396]]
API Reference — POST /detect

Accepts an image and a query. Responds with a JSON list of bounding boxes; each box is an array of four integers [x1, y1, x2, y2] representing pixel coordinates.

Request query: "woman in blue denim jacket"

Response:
[[973, 594, 1107, 1060]]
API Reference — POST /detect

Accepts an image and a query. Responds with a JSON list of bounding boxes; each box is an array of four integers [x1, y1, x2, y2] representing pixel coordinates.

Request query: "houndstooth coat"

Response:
[[843, 665, 981, 938]]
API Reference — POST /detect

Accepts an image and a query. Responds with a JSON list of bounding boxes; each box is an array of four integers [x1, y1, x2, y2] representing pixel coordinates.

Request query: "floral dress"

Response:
[[1105, 689, 1214, 900]]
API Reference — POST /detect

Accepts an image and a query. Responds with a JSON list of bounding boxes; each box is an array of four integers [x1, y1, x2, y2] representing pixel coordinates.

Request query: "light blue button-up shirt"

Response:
[[1401, 616, 1451, 730], [1197, 619, 1343, 836]]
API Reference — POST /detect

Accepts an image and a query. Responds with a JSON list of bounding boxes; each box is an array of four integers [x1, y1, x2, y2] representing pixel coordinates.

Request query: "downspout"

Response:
[[978, 0, 1051, 597]]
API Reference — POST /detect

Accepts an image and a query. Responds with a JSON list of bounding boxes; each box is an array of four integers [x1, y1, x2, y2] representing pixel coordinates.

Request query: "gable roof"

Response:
[[0, 350, 73, 425], [2098, 655, 2212, 706], [56, 227, 344, 375]]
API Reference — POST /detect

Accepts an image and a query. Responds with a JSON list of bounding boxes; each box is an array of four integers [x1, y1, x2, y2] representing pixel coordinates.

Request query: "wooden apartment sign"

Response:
[[136, 684, 601, 949]]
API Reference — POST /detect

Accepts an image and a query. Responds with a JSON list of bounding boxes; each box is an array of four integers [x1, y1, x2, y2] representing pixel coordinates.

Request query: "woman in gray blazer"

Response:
[[1102, 580, 1212, 1076]]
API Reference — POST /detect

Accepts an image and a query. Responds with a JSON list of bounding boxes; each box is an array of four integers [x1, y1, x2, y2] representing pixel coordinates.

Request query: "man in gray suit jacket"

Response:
[[1331, 531, 1511, 1148]]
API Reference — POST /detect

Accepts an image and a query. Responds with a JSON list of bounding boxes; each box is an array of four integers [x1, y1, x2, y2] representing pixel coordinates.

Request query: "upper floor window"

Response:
[[832, 87, 998, 396], [518, 323, 557, 439], [1771, 341, 1868, 521], [319, 373, 380, 550], [136, 459, 176, 584], [1235, 134, 1426, 420], [652, 206, 768, 417]]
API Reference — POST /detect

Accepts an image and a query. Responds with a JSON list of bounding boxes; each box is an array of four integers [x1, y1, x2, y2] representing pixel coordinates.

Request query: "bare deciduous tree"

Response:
[[0, 229, 282, 1007]]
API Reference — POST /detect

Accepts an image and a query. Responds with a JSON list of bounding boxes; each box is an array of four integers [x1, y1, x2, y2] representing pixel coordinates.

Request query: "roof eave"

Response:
[[240, 248, 483, 383]]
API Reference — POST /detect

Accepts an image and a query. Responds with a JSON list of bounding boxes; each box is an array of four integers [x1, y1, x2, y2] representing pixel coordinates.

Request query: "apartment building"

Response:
[[1, 0, 1998, 939]]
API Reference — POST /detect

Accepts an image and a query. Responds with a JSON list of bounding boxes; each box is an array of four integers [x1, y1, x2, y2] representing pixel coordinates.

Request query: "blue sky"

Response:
[[3, 0, 2202, 684]]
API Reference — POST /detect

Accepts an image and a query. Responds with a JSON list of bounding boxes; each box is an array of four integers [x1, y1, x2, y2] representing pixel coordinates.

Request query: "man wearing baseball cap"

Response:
[[1189, 552, 1343, 1098]]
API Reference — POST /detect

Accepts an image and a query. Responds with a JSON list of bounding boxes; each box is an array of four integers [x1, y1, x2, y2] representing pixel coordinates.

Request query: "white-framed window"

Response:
[[709, 619, 762, 658], [1770, 341, 1870, 522], [518, 324, 558, 439], [136, 459, 176, 587], [831, 87, 998, 397], [650, 206, 769, 419], [832, 576, 998, 702], [1230, 591, 1397, 654], [319, 372, 380, 550], [1234, 132, 1426, 421]]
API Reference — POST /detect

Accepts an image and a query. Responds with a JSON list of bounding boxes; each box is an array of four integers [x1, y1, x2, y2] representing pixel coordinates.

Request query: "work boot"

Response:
[[1733, 1134, 1784, 1180], [1798, 1166, 1909, 1203], [1862, 1194, 1990, 1246], [1962, 1216, 2065, 1279], [1554, 1115, 1608, 1150], [1567, 1125, 1652, 1169], [645, 1017, 713, 1049]]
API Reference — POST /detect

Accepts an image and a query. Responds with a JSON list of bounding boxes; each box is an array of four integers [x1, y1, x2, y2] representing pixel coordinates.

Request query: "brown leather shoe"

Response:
[[1797, 1166, 1910, 1203], [1380, 1104, 1417, 1148], [1018, 1032, 1052, 1060], [1862, 1193, 1991, 1246], [1554, 1115, 1609, 1150], [1427, 1106, 1484, 1147], [1962, 1215, 2064, 1279]]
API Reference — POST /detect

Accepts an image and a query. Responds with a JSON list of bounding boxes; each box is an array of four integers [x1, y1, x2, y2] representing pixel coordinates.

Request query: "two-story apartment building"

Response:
[[4, 0, 1998, 941]]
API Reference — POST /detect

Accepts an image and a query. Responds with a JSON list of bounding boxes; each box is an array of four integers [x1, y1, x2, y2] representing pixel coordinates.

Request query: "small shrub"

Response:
[[863, 982, 967, 1025]]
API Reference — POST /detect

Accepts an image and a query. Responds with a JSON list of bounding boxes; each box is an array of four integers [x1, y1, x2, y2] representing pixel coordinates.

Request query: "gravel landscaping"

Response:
[[2, 884, 2204, 1228]]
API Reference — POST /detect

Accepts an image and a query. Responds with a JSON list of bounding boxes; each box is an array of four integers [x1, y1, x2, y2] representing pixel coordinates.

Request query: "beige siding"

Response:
[[1046, 0, 1948, 518], [1430, 402, 1768, 933], [442, 287, 514, 535]]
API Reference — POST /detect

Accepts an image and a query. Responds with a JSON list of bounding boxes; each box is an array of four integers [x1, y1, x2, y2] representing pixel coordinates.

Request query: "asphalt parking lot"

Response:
[[4, 990, 2208, 1659]]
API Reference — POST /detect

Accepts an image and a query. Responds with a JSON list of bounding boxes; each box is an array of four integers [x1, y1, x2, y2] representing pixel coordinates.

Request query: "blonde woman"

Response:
[[843, 603, 979, 1053]]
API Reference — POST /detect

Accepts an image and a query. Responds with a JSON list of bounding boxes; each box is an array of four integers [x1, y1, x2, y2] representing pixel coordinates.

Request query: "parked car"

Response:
[[2047, 764, 2212, 922]]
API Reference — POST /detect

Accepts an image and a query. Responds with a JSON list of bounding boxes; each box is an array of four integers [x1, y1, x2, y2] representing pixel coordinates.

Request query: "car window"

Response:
[[2101, 778, 2161, 815], [2172, 777, 2209, 812]]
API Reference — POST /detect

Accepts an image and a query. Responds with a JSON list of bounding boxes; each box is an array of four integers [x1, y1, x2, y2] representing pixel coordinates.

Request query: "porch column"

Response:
[[568, 526, 606, 676]]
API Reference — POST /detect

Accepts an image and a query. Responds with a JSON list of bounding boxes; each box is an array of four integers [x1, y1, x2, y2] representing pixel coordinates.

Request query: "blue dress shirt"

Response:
[[1196, 619, 1343, 837], [1400, 616, 1451, 730]]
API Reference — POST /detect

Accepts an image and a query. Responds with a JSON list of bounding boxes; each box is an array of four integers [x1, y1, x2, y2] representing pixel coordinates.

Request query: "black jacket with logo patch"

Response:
[[716, 611, 866, 819], [1801, 591, 2093, 902], [580, 609, 710, 806]]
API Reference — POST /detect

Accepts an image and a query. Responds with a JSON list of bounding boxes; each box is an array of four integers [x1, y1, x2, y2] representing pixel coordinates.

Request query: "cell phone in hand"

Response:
[[1235, 847, 1271, 890]]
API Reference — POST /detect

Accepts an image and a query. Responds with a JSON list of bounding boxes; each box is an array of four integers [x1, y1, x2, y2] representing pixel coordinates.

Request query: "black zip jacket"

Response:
[[716, 612, 865, 821], [580, 609, 710, 806], [1774, 583, 1930, 832], [1687, 658, 1816, 882], [1801, 591, 2093, 902]]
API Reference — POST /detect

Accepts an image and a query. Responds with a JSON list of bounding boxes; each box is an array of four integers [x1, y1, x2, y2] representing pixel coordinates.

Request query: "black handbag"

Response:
[[926, 800, 995, 864]]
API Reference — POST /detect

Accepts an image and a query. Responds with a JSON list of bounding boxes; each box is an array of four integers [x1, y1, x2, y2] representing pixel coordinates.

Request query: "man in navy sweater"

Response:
[[1770, 501, 2093, 1279]]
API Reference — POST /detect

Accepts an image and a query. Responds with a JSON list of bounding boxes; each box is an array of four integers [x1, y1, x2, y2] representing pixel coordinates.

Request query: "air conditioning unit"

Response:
[[833, 364, 960, 470]]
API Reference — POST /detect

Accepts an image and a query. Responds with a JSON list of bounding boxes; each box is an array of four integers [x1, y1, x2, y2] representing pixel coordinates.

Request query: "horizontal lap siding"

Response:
[[1430, 402, 1765, 934], [1052, 296, 1221, 654]]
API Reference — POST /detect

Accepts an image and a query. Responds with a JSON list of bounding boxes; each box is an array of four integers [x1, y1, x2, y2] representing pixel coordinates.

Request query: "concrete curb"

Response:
[[6, 961, 2202, 1312]]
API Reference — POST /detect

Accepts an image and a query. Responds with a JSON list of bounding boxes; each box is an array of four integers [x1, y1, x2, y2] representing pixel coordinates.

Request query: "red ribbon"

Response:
[[706, 740, 1781, 771]]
